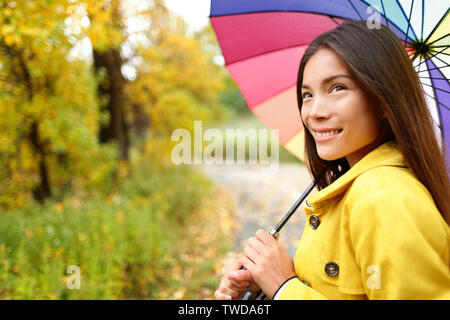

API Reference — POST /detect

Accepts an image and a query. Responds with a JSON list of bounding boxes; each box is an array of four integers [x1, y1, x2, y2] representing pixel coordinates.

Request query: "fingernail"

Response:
[[229, 271, 238, 278], [225, 295, 231, 300]]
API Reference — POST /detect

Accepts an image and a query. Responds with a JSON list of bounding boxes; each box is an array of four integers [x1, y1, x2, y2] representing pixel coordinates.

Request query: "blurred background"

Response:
[[0, 0, 305, 299]]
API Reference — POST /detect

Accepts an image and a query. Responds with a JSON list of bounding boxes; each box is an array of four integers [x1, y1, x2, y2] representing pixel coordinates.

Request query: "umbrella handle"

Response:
[[239, 181, 317, 300]]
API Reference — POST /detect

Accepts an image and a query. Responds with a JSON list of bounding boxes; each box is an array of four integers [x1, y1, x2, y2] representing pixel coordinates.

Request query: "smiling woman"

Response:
[[297, 21, 449, 218], [216, 20, 450, 301]]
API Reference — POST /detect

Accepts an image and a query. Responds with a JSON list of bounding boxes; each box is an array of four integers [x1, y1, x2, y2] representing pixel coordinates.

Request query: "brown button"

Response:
[[324, 262, 339, 277], [309, 215, 320, 229]]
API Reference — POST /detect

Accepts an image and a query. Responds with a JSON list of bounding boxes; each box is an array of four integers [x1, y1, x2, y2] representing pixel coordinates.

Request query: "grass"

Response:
[[0, 112, 302, 299], [0, 154, 236, 299]]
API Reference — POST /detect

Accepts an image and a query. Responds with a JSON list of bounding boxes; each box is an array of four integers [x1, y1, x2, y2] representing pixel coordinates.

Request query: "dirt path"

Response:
[[201, 163, 316, 258]]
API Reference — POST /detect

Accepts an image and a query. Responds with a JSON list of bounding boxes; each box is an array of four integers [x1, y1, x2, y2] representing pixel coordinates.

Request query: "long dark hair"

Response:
[[297, 20, 450, 224]]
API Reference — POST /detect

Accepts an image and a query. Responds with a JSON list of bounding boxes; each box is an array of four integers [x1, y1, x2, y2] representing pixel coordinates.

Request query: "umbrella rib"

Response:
[[422, 92, 445, 135], [421, 82, 450, 95], [431, 49, 450, 57], [418, 75, 448, 81], [421, 0, 425, 40], [401, 0, 415, 45], [409, 0, 425, 62], [418, 56, 445, 130], [210, 10, 353, 19], [423, 91, 450, 113], [430, 55, 450, 70], [413, 46, 449, 69], [360, 0, 418, 42], [396, 0, 420, 40], [416, 65, 450, 73], [329, 16, 340, 26], [427, 34, 450, 47], [346, 0, 363, 20], [416, 56, 450, 109], [380, 0, 390, 30], [426, 73, 446, 139], [422, 8, 450, 45]]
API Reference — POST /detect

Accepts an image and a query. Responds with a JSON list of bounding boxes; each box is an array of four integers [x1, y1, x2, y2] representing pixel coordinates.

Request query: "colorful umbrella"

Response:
[[209, 0, 450, 164]]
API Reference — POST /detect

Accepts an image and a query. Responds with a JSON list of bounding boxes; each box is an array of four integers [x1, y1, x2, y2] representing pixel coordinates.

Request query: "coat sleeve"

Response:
[[277, 278, 330, 300], [349, 189, 450, 299]]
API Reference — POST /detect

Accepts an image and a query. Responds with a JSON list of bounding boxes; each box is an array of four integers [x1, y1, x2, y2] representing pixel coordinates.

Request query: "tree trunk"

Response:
[[29, 122, 52, 202], [13, 46, 52, 202], [93, 48, 130, 161], [130, 103, 150, 141]]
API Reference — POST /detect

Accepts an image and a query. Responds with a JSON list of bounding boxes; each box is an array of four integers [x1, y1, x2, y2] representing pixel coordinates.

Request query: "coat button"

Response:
[[309, 215, 320, 229], [324, 262, 339, 277]]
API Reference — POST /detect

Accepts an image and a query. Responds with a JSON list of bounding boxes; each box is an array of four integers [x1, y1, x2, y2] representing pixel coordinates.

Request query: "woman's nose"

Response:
[[308, 96, 331, 120]]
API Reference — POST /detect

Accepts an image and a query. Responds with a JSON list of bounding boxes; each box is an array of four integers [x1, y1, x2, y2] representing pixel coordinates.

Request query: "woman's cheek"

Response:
[[300, 107, 310, 128]]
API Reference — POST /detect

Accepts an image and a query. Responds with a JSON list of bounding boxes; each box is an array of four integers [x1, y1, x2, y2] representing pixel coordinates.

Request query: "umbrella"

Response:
[[209, 0, 450, 164]]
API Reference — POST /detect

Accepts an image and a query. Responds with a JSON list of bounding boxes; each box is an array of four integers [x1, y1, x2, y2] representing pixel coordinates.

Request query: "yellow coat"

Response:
[[278, 140, 450, 299]]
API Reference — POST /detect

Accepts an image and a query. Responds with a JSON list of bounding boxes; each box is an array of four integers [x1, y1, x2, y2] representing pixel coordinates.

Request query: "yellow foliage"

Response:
[[0, 0, 119, 208], [126, 25, 230, 163], [0, 0, 232, 210]]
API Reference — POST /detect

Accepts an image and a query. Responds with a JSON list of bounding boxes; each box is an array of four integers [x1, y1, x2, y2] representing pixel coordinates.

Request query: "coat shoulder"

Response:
[[342, 167, 450, 299], [348, 165, 434, 206], [345, 165, 449, 243]]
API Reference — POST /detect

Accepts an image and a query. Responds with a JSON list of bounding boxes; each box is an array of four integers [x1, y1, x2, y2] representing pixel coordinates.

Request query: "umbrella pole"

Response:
[[240, 180, 317, 300]]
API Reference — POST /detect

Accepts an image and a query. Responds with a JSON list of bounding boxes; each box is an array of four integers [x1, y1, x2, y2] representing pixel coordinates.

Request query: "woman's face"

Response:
[[300, 48, 384, 167]]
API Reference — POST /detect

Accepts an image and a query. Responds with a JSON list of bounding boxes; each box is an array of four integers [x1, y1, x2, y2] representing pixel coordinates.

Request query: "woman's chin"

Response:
[[317, 150, 344, 162]]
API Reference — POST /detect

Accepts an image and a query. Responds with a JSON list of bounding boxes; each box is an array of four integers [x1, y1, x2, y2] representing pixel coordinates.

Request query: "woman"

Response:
[[215, 20, 450, 300]]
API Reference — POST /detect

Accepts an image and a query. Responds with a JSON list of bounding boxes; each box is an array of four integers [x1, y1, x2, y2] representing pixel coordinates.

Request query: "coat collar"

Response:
[[306, 140, 407, 208]]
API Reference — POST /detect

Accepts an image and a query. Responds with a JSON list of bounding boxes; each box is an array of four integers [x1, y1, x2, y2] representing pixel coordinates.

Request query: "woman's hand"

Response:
[[240, 229, 296, 299], [214, 258, 260, 300]]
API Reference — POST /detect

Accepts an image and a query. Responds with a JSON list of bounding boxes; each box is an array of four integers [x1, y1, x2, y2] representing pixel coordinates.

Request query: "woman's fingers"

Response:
[[222, 258, 241, 275], [230, 268, 261, 293], [226, 272, 250, 290], [215, 276, 250, 300], [247, 236, 266, 253], [229, 269, 252, 282], [215, 259, 255, 300], [255, 229, 277, 246], [214, 288, 232, 300], [243, 243, 260, 264]]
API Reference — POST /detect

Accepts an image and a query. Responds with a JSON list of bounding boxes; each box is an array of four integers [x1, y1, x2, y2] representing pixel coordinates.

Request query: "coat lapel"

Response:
[[306, 140, 407, 208]]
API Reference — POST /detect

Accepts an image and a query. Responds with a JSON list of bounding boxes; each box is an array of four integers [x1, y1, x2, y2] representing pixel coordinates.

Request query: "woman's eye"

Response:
[[302, 92, 312, 99], [331, 85, 346, 93]]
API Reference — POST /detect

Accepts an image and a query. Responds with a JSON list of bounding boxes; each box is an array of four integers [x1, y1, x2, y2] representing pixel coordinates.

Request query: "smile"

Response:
[[312, 129, 343, 141]]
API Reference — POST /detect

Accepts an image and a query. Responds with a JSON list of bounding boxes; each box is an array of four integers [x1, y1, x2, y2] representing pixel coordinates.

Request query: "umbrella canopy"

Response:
[[210, 0, 450, 164]]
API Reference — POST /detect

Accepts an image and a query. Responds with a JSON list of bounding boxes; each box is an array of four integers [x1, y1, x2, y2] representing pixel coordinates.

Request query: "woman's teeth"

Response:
[[314, 130, 341, 137]]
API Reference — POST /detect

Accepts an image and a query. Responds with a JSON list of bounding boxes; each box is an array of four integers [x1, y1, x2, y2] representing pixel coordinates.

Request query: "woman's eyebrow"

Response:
[[301, 74, 352, 90]]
